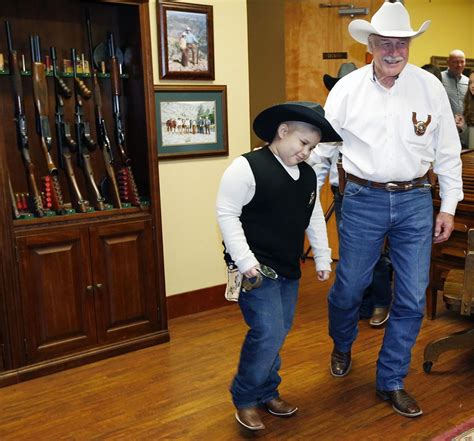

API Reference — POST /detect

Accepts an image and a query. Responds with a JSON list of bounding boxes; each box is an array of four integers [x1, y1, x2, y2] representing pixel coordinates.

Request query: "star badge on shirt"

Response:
[[412, 112, 432, 136]]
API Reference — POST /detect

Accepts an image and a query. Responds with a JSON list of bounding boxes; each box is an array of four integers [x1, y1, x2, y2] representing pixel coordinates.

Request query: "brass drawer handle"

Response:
[[453, 222, 468, 232], [440, 246, 467, 258]]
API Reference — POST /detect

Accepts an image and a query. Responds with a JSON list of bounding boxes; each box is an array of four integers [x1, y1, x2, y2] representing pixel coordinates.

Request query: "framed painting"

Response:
[[157, 1, 215, 80], [155, 85, 228, 159]]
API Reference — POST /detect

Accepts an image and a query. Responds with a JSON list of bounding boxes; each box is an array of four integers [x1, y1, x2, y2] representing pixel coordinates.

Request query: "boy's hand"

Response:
[[316, 270, 330, 281], [244, 266, 260, 278]]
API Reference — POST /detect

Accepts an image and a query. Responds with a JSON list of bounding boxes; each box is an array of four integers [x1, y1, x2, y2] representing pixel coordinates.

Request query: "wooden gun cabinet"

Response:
[[0, 0, 169, 386]]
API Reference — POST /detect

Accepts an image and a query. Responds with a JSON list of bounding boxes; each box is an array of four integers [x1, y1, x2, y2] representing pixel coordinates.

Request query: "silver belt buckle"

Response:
[[385, 182, 398, 192]]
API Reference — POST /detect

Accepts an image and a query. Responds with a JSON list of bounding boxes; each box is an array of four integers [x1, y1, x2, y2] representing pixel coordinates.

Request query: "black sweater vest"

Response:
[[241, 147, 317, 279]]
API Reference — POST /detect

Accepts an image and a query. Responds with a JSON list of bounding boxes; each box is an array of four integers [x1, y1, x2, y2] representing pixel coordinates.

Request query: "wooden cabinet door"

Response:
[[90, 219, 159, 343], [16, 229, 97, 363]]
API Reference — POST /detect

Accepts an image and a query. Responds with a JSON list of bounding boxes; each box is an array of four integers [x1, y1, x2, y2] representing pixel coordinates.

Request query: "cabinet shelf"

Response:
[[0, 69, 129, 79]]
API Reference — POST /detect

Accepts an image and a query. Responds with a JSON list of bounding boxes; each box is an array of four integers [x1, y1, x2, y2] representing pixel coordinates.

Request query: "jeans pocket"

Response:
[[416, 184, 433, 193], [344, 181, 365, 197]]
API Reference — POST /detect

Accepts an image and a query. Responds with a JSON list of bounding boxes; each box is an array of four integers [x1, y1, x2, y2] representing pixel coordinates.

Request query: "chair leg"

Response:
[[426, 285, 438, 320], [423, 328, 474, 372]]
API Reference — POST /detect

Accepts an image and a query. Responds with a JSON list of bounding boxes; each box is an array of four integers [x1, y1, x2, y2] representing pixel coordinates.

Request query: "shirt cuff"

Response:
[[314, 257, 332, 273], [236, 255, 259, 275], [439, 198, 459, 215]]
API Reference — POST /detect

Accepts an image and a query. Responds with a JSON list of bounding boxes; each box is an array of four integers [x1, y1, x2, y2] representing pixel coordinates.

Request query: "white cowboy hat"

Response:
[[348, 2, 430, 45]]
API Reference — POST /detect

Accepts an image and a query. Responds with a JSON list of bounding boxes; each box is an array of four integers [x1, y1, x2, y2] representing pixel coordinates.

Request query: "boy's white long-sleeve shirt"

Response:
[[216, 153, 332, 275]]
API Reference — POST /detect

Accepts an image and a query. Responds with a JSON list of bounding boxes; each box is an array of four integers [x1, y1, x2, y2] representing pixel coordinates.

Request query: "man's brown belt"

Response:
[[346, 173, 431, 192]]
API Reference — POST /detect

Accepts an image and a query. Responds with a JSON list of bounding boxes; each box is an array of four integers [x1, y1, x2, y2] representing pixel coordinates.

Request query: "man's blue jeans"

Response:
[[332, 185, 393, 316], [231, 276, 299, 409], [328, 181, 433, 391]]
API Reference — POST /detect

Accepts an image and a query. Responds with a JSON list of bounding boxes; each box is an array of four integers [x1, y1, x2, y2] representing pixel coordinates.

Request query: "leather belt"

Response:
[[346, 173, 431, 192]]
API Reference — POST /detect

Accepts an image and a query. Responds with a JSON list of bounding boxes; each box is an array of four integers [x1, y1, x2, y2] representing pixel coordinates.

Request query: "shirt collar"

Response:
[[370, 62, 405, 87], [447, 69, 461, 81]]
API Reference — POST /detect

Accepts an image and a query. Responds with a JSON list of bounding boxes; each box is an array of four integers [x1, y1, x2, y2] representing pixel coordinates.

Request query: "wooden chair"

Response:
[[423, 229, 474, 373]]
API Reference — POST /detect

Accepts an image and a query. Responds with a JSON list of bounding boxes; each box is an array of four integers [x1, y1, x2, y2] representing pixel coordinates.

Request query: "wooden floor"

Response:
[[1, 263, 474, 441]]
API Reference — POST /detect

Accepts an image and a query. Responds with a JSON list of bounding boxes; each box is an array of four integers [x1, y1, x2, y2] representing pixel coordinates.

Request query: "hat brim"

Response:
[[253, 104, 342, 143], [323, 74, 340, 91], [348, 19, 431, 45]]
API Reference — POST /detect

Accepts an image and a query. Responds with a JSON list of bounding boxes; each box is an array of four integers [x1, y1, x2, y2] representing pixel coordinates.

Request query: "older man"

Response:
[[322, 2, 463, 418], [441, 49, 469, 146]]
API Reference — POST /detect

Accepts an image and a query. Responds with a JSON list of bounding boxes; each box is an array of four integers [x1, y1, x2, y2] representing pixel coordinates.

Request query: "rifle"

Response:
[[5, 21, 44, 217], [8, 175, 21, 219], [30, 34, 65, 213], [86, 13, 121, 209], [107, 31, 141, 207], [71, 47, 105, 211], [51, 46, 89, 213]]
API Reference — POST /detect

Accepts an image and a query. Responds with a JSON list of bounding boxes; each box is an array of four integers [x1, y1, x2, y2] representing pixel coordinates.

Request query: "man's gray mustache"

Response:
[[383, 56, 404, 63]]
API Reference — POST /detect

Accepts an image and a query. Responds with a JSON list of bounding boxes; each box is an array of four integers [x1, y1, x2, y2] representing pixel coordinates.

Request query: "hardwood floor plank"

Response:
[[1, 264, 473, 440]]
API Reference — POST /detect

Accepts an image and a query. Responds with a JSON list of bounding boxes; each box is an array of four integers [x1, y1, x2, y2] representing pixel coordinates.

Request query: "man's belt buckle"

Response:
[[385, 182, 399, 192], [385, 182, 413, 192]]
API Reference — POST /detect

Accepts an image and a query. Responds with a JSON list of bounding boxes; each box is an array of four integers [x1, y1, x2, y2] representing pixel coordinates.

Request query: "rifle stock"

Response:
[[8, 175, 21, 219], [30, 34, 64, 212]]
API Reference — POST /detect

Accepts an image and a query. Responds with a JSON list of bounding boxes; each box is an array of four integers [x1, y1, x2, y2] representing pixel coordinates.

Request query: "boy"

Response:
[[216, 102, 341, 431]]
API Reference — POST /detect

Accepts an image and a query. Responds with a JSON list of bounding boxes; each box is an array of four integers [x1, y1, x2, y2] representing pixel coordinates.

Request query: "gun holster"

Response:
[[427, 167, 437, 187], [336, 153, 346, 195]]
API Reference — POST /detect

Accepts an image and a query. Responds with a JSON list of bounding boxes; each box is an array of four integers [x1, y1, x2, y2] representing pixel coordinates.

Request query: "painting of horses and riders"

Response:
[[160, 100, 217, 147]]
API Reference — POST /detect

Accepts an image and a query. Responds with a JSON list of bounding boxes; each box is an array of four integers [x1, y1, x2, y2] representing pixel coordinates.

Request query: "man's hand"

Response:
[[455, 113, 465, 131], [317, 270, 331, 281], [433, 212, 455, 244]]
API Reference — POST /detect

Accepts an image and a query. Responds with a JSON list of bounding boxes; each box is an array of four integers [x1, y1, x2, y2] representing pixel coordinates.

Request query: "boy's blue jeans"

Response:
[[328, 181, 433, 391], [231, 276, 299, 409]]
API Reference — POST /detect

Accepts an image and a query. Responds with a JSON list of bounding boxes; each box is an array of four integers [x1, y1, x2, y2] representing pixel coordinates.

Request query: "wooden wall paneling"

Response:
[[247, 0, 286, 149], [285, 0, 384, 259]]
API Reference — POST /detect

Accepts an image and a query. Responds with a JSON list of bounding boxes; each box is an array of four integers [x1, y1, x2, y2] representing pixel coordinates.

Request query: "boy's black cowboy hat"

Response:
[[253, 101, 342, 143], [323, 62, 357, 91]]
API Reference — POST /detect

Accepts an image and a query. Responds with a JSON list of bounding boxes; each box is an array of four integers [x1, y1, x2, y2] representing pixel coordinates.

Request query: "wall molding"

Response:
[[167, 284, 235, 319]]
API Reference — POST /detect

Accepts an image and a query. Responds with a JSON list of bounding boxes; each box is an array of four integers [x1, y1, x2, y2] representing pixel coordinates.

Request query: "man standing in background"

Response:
[[441, 49, 469, 146]]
